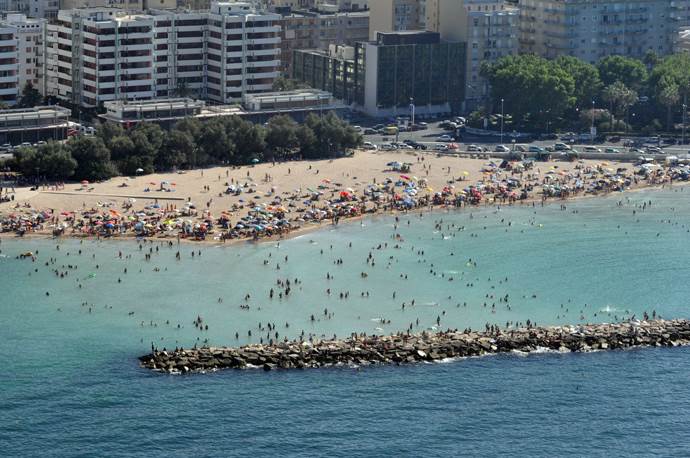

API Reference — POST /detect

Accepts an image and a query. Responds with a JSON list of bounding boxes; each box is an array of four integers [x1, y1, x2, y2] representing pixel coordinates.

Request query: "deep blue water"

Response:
[[3, 188, 690, 456]]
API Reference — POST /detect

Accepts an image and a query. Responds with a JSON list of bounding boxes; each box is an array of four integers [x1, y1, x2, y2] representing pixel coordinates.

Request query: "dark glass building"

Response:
[[292, 31, 466, 117]]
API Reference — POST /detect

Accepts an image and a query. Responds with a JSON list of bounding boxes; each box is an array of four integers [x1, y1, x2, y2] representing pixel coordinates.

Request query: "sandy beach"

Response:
[[0, 150, 671, 242]]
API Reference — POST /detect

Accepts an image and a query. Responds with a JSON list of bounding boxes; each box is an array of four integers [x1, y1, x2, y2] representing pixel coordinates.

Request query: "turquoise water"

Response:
[[3, 188, 690, 456]]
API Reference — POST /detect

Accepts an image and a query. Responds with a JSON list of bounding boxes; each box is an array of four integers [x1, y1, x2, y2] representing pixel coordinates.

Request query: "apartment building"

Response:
[[45, 2, 281, 108], [293, 31, 466, 117], [519, 0, 690, 62], [278, 9, 368, 74], [0, 13, 46, 105], [4, 14, 44, 96], [436, 0, 518, 108], [265, 0, 368, 12], [369, 0, 517, 109], [369, 0, 421, 40], [60, 0, 177, 11], [0, 25, 19, 105], [0, 0, 59, 20]]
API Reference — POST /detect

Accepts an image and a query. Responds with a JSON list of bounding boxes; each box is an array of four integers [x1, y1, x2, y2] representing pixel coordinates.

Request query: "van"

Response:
[[383, 126, 398, 136]]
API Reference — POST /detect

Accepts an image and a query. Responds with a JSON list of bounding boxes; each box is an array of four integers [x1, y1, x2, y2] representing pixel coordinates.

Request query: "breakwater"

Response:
[[139, 319, 690, 374]]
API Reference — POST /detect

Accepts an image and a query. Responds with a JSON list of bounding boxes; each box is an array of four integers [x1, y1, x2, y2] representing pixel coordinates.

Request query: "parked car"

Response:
[[646, 146, 663, 154], [553, 142, 571, 151], [583, 146, 602, 153], [494, 145, 510, 152], [528, 146, 544, 153], [362, 141, 378, 150], [363, 128, 377, 135], [437, 135, 455, 142], [467, 144, 483, 152], [604, 148, 620, 154]]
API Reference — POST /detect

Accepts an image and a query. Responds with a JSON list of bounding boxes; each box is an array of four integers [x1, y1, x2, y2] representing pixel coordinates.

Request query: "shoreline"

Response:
[[0, 179, 679, 247], [139, 319, 690, 374]]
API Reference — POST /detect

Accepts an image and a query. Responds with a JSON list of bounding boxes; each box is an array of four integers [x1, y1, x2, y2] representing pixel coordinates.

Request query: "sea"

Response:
[[2, 187, 690, 457]]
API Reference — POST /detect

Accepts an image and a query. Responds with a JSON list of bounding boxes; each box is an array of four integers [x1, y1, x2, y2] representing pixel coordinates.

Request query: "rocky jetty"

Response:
[[139, 319, 690, 374]]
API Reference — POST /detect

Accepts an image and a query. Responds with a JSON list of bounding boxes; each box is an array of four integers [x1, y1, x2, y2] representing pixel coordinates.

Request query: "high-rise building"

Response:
[[59, 0, 177, 11], [277, 9, 368, 74], [369, 0, 422, 40], [45, 2, 281, 108], [369, 0, 518, 109], [0, 0, 59, 20], [0, 13, 45, 105], [435, 0, 518, 108], [519, 0, 690, 62], [3, 13, 44, 96], [293, 30, 465, 117], [0, 25, 19, 106]]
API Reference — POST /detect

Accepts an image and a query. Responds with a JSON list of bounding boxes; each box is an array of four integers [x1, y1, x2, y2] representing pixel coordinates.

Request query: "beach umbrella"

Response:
[[135, 168, 144, 174], [252, 158, 260, 164], [462, 171, 469, 176]]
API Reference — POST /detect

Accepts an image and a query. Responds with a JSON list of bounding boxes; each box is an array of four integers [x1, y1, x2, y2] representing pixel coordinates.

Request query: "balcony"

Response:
[[246, 59, 280, 68]]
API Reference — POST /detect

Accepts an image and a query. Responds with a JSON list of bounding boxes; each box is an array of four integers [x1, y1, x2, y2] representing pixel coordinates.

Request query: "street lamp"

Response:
[[409, 97, 415, 126], [683, 93, 687, 145], [500, 98, 504, 145], [591, 100, 595, 144]]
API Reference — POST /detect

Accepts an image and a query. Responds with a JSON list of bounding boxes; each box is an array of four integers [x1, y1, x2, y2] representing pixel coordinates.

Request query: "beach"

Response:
[[0, 150, 672, 242]]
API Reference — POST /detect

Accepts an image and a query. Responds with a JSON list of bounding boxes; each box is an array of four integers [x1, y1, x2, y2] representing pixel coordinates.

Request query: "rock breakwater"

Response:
[[139, 319, 690, 374]]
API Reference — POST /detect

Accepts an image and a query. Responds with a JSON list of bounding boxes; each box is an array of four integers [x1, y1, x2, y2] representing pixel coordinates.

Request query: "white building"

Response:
[[520, 0, 690, 62], [0, 0, 59, 20], [436, 0, 518, 108], [3, 14, 44, 96], [45, 2, 281, 108], [0, 25, 19, 106]]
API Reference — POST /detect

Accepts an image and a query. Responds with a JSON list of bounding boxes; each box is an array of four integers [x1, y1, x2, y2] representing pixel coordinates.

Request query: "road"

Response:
[[362, 123, 690, 156]]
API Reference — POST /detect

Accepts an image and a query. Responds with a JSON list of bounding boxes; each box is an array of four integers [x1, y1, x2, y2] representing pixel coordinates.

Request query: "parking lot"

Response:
[[360, 120, 690, 157]]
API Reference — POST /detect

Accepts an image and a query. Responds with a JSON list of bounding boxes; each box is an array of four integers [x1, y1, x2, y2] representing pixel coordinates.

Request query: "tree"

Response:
[[41, 144, 77, 180], [17, 81, 42, 108], [648, 53, 690, 130], [555, 56, 602, 109], [225, 117, 265, 164], [272, 77, 309, 92], [265, 115, 298, 158], [602, 82, 638, 128], [198, 119, 234, 163], [295, 123, 318, 158], [658, 80, 680, 131], [13, 142, 76, 180], [68, 136, 117, 181], [96, 122, 126, 149], [480, 55, 576, 125], [596, 55, 648, 92], [643, 50, 660, 70], [158, 130, 194, 170]]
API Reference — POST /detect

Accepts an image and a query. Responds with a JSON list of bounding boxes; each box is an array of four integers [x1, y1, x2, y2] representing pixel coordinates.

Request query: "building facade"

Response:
[[0, 25, 19, 106], [3, 14, 45, 96], [436, 0, 518, 108], [369, 0, 422, 40], [45, 2, 281, 108], [0, 0, 59, 20], [277, 9, 368, 74], [519, 0, 690, 62], [293, 31, 465, 117]]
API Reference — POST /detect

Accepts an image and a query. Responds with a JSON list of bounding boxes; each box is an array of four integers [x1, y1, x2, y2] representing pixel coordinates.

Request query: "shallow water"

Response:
[[2, 187, 690, 456]]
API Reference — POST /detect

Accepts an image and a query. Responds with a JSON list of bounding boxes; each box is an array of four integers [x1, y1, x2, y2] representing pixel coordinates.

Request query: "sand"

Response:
[[0, 150, 640, 241]]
